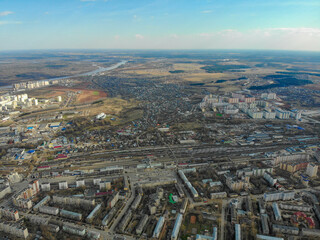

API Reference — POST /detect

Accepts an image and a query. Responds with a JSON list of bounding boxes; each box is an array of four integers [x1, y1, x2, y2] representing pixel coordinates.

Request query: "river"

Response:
[[0, 60, 127, 90]]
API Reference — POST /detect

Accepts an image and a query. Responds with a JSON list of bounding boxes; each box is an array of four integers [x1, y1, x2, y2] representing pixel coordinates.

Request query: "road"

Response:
[[220, 200, 227, 240]]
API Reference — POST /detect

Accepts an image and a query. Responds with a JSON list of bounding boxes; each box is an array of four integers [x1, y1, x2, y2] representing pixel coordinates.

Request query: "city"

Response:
[[1, 0, 320, 240]]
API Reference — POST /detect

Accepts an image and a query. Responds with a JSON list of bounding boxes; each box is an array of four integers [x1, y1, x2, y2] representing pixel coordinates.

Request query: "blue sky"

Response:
[[0, 0, 319, 50]]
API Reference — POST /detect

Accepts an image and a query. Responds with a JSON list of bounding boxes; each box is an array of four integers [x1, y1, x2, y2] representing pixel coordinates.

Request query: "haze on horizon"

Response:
[[0, 0, 320, 51]]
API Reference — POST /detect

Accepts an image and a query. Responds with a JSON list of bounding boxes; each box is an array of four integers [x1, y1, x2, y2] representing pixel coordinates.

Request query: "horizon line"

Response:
[[0, 48, 320, 53]]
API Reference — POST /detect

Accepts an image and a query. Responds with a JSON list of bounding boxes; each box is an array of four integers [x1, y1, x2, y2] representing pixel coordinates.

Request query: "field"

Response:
[[27, 85, 107, 104], [172, 63, 202, 71], [26, 88, 67, 99], [75, 89, 107, 104], [182, 73, 236, 82]]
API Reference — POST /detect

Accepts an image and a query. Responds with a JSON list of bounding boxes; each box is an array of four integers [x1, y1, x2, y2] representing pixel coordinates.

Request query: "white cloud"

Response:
[[80, 0, 96, 2], [114, 35, 120, 40], [201, 10, 212, 14], [0, 11, 14, 17], [197, 28, 320, 51], [135, 34, 144, 40]]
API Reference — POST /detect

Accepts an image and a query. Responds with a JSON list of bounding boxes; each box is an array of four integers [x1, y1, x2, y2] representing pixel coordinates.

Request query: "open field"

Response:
[[75, 89, 107, 104], [172, 63, 202, 71], [182, 73, 236, 82], [26, 88, 68, 99], [86, 98, 139, 116], [26, 85, 107, 104], [123, 69, 171, 76]]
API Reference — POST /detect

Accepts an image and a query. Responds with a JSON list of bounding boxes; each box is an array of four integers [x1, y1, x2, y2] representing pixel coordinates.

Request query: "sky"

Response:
[[0, 0, 320, 51]]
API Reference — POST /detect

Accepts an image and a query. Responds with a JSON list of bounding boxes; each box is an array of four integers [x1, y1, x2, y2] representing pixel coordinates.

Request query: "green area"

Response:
[[249, 74, 313, 90], [169, 70, 185, 73], [200, 64, 250, 73], [169, 193, 176, 204], [93, 91, 100, 96]]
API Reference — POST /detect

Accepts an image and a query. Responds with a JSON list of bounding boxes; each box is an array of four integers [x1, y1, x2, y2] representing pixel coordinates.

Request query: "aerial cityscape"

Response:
[[0, 1, 320, 240]]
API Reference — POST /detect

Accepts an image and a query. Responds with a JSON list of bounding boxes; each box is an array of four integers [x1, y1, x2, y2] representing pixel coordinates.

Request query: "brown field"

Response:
[[173, 63, 202, 71], [241, 68, 278, 75], [123, 69, 171, 76], [87, 98, 138, 116], [75, 89, 107, 104], [26, 88, 67, 99], [27, 84, 107, 104]]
